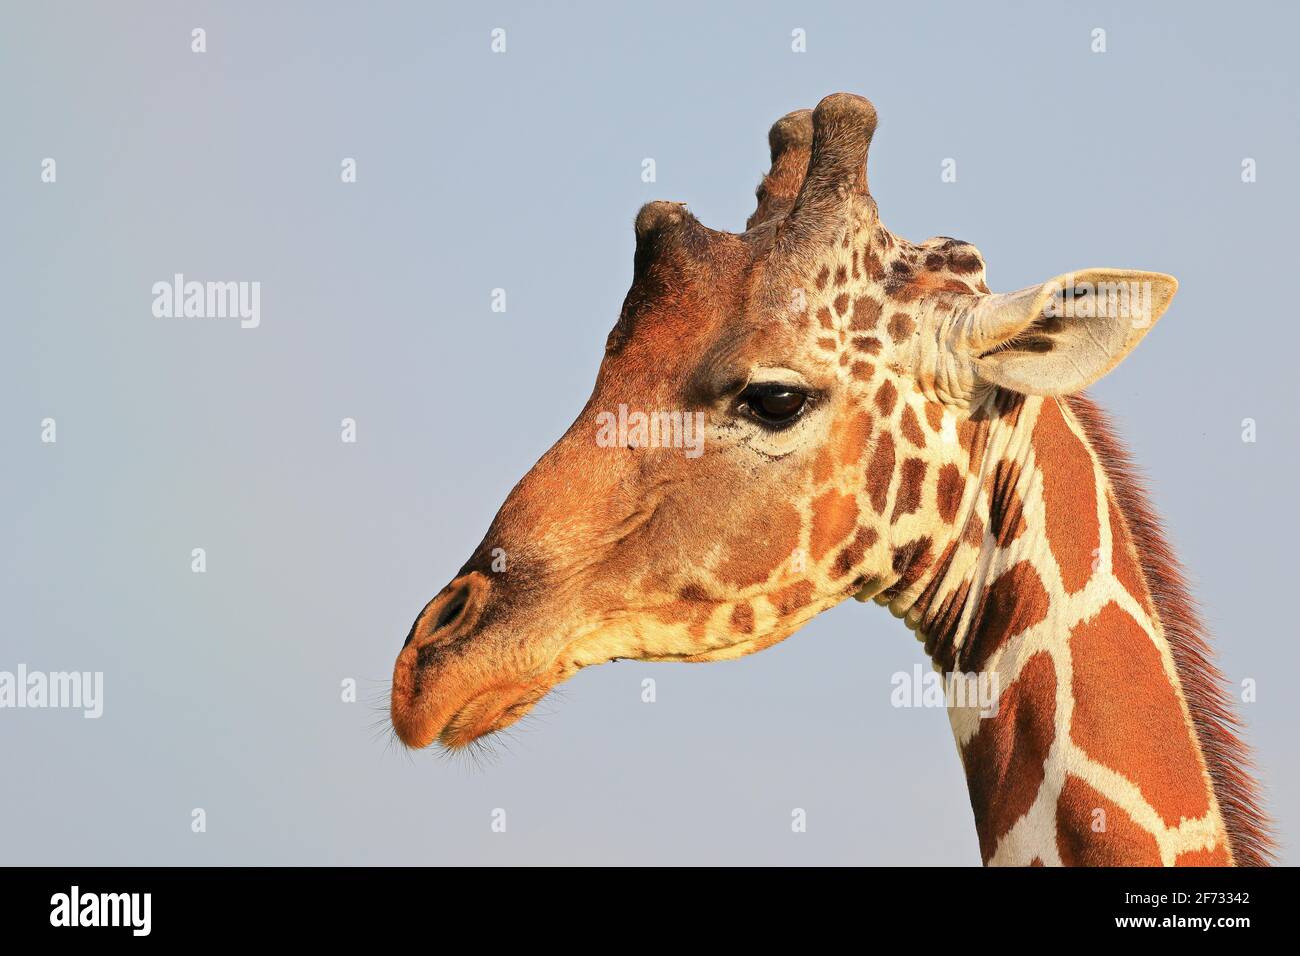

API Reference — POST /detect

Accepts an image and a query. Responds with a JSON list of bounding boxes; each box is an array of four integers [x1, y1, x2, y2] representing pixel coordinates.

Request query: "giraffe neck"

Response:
[[892, 393, 1231, 865]]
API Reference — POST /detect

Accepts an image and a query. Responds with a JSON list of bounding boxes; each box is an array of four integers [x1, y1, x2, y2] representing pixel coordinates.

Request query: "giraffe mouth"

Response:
[[390, 638, 566, 751], [436, 680, 553, 749]]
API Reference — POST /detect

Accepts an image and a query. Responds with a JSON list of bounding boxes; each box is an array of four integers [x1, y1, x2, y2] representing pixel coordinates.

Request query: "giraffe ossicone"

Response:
[[390, 93, 1271, 867]]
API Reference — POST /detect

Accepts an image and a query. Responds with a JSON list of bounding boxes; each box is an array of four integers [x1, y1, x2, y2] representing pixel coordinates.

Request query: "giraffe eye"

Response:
[[737, 384, 810, 428]]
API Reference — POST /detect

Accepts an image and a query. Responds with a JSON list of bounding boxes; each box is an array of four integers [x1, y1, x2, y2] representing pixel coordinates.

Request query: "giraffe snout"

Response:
[[391, 568, 564, 749]]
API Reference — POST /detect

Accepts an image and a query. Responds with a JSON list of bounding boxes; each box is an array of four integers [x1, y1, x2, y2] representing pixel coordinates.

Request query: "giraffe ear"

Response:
[[965, 269, 1178, 396]]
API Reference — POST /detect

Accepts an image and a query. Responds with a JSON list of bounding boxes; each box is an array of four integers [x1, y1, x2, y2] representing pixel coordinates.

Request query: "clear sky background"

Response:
[[3, 1, 1297, 864]]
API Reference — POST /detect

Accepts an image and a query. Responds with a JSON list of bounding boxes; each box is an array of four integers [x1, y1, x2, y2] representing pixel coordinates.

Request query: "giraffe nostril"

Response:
[[403, 575, 487, 650], [434, 589, 469, 632]]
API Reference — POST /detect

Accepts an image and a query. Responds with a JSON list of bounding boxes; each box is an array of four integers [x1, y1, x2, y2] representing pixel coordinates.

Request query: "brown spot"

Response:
[[810, 490, 859, 562], [1069, 602, 1211, 828], [928, 278, 975, 295], [852, 335, 881, 355], [772, 580, 814, 616], [816, 335, 837, 352], [936, 463, 964, 523], [949, 252, 984, 274], [1175, 844, 1231, 866], [833, 292, 850, 316], [729, 602, 755, 635], [913, 539, 958, 616], [924, 402, 944, 432], [833, 527, 877, 578], [900, 405, 926, 448], [993, 390, 1025, 424], [887, 312, 915, 343], [834, 265, 847, 286], [679, 583, 710, 602], [715, 501, 802, 587], [883, 536, 933, 598], [1056, 775, 1162, 866], [816, 307, 834, 330], [864, 248, 885, 280], [648, 595, 713, 636], [962, 513, 985, 547], [961, 561, 1049, 672], [1033, 399, 1099, 594], [956, 417, 975, 452], [865, 432, 895, 514], [986, 459, 1027, 547], [850, 296, 881, 330], [956, 415, 988, 477], [1108, 493, 1152, 615], [811, 445, 835, 485], [874, 379, 897, 416], [890, 458, 926, 523], [964, 651, 1056, 863], [922, 578, 973, 670], [815, 265, 830, 290], [837, 411, 873, 466]]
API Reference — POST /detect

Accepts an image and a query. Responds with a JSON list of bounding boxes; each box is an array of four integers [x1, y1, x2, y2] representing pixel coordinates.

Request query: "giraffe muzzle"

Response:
[[390, 571, 559, 749]]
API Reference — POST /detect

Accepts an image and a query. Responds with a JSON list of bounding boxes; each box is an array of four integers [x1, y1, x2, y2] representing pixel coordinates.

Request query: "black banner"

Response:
[[0, 866, 1288, 940]]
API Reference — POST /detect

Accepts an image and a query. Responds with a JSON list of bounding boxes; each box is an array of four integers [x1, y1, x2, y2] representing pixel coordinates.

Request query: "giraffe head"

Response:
[[390, 93, 1177, 750]]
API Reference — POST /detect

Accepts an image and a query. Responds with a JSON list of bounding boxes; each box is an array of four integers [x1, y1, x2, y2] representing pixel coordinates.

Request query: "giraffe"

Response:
[[390, 93, 1272, 866]]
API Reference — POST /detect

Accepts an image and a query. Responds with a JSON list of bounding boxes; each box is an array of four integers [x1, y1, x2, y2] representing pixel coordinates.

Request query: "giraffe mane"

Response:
[[1065, 392, 1276, 866]]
